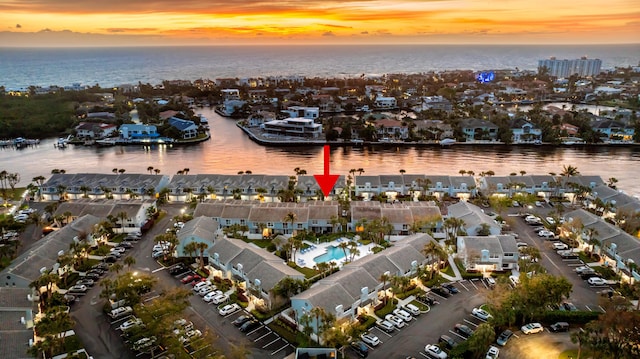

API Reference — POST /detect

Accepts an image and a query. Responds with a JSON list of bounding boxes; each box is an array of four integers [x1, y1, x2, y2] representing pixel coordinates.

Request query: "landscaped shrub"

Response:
[[396, 286, 422, 300], [541, 310, 600, 324], [374, 298, 398, 318]]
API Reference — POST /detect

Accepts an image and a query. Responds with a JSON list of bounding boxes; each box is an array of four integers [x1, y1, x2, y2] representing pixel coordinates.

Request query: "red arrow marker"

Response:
[[314, 145, 340, 197]]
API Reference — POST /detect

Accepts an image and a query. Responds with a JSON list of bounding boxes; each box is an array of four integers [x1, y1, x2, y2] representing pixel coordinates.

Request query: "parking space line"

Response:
[[458, 281, 469, 291], [469, 280, 479, 290], [419, 352, 429, 358], [262, 338, 280, 348], [151, 267, 166, 273], [246, 326, 264, 336], [599, 306, 606, 313], [372, 327, 393, 338], [449, 330, 466, 340], [512, 333, 520, 339], [254, 331, 272, 342], [585, 305, 592, 311], [464, 319, 479, 327], [271, 343, 292, 356]]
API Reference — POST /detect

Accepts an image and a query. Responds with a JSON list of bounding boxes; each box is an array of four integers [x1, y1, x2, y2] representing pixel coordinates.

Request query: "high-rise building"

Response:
[[538, 56, 602, 78]]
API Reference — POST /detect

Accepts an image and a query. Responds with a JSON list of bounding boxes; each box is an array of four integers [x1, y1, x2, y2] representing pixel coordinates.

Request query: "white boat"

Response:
[[440, 138, 456, 146]]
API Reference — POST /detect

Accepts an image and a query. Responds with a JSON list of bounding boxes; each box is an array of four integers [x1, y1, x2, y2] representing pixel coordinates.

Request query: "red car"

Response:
[[180, 274, 202, 284]]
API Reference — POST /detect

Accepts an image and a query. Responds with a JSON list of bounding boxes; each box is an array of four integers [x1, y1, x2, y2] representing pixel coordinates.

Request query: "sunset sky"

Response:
[[1, 0, 639, 47]]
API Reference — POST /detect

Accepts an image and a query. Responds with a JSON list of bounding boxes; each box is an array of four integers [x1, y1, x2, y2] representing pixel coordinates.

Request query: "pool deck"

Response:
[[295, 237, 375, 268]]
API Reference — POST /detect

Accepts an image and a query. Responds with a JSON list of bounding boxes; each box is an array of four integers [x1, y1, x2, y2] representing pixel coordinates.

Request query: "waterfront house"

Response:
[[350, 201, 442, 235], [296, 175, 346, 201], [261, 118, 323, 138], [424, 175, 452, 199], [447, 201, 501, 236], [379, 175, 405, 199], [456, 235, 519, 272], [593, 120, 635, 142], [354, 176, 381, 200], [75, 122, 118, 139], [374, 118, 409, 140], [412, 120, 454, 140], [168, 117, 198, 139], [459, 118, 499, 142], [449, 176, 478, 200], [208, 236, 305, 308], [40, 173, 170, 202], [290, 234, 436, 333], [510, 118, 542, 143], [119, 124, 159, 140], [165, 174, 290, 202]]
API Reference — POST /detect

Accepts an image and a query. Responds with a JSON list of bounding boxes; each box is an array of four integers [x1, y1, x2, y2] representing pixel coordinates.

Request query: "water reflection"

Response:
[[1, 107, 639, 195]]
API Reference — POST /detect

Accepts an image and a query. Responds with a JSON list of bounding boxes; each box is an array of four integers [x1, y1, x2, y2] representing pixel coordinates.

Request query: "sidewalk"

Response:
[[441, 256, 462, 282]]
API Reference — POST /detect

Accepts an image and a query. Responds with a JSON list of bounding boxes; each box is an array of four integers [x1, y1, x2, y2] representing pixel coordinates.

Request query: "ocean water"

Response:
[[1, 44, 638, 89]]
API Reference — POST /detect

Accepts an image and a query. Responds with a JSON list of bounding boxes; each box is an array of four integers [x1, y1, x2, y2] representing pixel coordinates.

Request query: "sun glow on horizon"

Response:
[[1, 0, 639, 46]]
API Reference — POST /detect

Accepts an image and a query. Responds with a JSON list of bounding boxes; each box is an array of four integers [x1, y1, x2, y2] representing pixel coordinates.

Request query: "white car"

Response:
[[538, 230, 555, 238], [218, 303, 240, 316], [587, 277, 606, 286], [535, 201, 543, 207], [546, 216, 556, 225], [211, 293, 228, 304], [193, 281, 210, 292], [385, 314, 405, 329], [202, 290, 223, 302], [132, 336, 156, 351], [425, 344, 448, 359], [198, 286, 216, 296], [553, 242, 569, 250], [360, 333, 380, 347], [393, 308, 413, 322], [471, 307, 493, 321], [118, 317, 143, 331], [109, 305, 133, 319], [486, 345, 500, 359], [179, 329, 202, 344], [403, 304, 421, 316], [521, 322, 544, 334]]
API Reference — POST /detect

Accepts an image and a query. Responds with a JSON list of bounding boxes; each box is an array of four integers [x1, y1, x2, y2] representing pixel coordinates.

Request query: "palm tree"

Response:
[[154, 168, 161, 175], [109, 263, 123, 275], [338, 241, 349, 261], [379, 272, 390, 305], [283, 211, 297, 235], [422, 241, 448, 278], [183, 168, 190, 175], [32, 175, 46, 200], [459, 169, 466, 176], [560, 165, 580, 177], [124, 256, 136, 270], [147, 166, 154, 174], [117, 211, 129, 233], [184, 241, 198, 263], [196, 242, 209, 269], [118, 168, 126, 175]]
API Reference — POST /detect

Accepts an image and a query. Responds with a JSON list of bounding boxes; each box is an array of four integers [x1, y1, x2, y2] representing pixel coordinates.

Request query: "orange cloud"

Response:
[[0, 0, 638, 46]]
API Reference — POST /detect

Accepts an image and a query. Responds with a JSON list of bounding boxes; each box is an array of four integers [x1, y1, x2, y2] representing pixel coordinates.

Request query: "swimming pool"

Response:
[[313, 245, 349, 264]]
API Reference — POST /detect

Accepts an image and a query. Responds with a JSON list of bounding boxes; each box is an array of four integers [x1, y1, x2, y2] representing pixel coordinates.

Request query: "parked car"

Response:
[[535, 201, 543, 207], [393, 308, 413, 322], [118, 241, 134, 249], [403, 304, 421, 316], [431, 286, 451, 298], [218, 303, 240, 316], [538, 230, 556, 238], [425, 344, 447, 359], [385, 314, 405, 329], [179, 329, 202, 345], [553, 242, 569, 250], [485, 277, 496, 287], [485, 345, 500, 359], [169, 264, 190, 275], [496, 329, 513, 346], [521, 322, 544, 334], [350, 340, 369, 358], [561, 302, 578, 311], [471, 307, 493, 321], [103, 255, 118, 263], [587, 277, 606, 286], [63, 294, 76, 304], [558, 250, 579, 259], [360, 333, 380, 347], [575, 266, 595, 275], [232, 315, 252, 327], [438, 334, 456, 349], [119, 317, 143, 331], [92, 263, 109, 271], [67, 284, 88, 294], [109, 306, 133, 319], [550, 322, 569, 332], [516, 242, 528, 248], [211, 293, 229, 304], [454, 323, 473, 338], [84, 272, 101, 280], [193, 281, 211, 292], [181, 274, 202, 284], [376, 320, 395, 333], [197, 286, 216, 296], [442, 283, 459, 294], [132, 336, 156, 351], [239, 319, 260, 332], [76, 279, 95, 287], [202, 290, 223, 303]]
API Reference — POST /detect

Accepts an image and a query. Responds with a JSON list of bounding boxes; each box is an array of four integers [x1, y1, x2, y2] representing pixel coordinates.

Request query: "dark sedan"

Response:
[[454, 323, 473, 338], [239, 319, 260, 332], [442, 283, 459, 294], [431, 286, 451, 298]]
